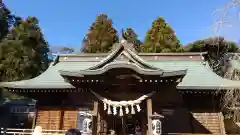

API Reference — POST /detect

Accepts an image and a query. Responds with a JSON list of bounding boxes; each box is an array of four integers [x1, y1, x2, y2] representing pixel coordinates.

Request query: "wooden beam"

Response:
[[147, 99, 153, 135], [92, 101, 99, 135]]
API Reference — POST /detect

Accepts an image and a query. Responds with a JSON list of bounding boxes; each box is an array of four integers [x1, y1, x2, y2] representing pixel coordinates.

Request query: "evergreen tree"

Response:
[[0, 0, 15, 41], [141, 17, 181, 53], [184, 40, 202, 52], [184, 37, 238, 52], [0, 16, 50, 82], [81, 14, 118, 53]]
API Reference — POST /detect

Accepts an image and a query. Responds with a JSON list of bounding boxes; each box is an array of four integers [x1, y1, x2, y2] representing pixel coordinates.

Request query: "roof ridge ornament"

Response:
[[110, 29, 128, 52], [121, 28, 127, 41], [120, 28, 137, 53]]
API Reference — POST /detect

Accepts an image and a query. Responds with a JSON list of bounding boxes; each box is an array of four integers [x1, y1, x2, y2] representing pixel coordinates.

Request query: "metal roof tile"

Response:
[[1, 59, 240, 90], [148, 61, 240, 89], [0, 61, 98, 89]]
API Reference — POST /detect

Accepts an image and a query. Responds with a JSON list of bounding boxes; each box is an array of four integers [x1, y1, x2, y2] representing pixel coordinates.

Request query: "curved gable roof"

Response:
[[1, 51, 240, 90], [59, 40, 186, 78]]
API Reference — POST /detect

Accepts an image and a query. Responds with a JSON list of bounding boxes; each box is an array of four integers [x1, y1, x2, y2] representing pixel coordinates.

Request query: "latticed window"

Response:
[[11, 106, 35, 113], [11, 106, 28, 113]]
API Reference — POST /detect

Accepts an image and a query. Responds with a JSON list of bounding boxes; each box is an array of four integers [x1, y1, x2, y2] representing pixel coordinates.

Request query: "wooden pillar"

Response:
[[31, 108, 37, 129], [147, 99, 153, 135], [59, 110, 65, 130], [32, 102, 38, 129], [92, 101, 99, 135], [121, 117, 125, 135]]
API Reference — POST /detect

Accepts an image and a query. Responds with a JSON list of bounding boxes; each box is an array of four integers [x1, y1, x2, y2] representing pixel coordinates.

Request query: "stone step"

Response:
[[192, 112, 222, 134]]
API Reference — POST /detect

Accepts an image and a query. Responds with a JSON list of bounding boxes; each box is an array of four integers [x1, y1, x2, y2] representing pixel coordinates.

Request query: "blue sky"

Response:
[[4, 0, 240, 49]]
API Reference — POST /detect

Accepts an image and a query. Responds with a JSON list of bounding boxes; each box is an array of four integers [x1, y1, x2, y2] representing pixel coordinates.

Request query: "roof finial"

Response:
[[120, 28, 127, 44], [122, 28, 127, 39]]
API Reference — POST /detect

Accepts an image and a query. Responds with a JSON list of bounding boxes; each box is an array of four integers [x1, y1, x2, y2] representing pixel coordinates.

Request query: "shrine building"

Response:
[[1, 39, 240, 135]]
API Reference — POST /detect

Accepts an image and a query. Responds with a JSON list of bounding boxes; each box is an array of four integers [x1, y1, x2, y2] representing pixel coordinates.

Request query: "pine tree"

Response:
[[81, 14, 118, 53], [141, 17, 181, 53]]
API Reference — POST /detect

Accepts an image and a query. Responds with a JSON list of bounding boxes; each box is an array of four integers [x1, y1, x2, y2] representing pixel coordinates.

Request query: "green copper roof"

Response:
[[148, 61, 240, 89], [0, 61, 97, 89], [1, 50, 240, 90], [1, 58, 240, 90]]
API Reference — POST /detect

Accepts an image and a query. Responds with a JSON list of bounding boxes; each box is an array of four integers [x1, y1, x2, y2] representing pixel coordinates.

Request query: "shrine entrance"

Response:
[[91, 89, 151, 135], [106, 111, 147, 135], [100, 100, 147, 135], [124, 113, 146, 135]]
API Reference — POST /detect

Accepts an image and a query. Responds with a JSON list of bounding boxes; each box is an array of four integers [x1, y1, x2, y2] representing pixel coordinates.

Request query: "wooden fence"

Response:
[[0, 128, 66, 135]]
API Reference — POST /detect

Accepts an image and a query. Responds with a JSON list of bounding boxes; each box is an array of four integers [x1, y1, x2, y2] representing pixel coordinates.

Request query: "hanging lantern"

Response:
[[125, 106, 129, 114], [119, 106, 123, 116], [131, 105, 135, 114], [104, 103, 107, 110], [136, 104, 141, 112], [107, 105, 112, 114], [113, 106, 117, 115]]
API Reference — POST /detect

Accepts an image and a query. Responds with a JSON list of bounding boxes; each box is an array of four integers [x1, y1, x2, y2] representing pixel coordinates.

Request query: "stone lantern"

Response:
[[150, 112, 164, 135]]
